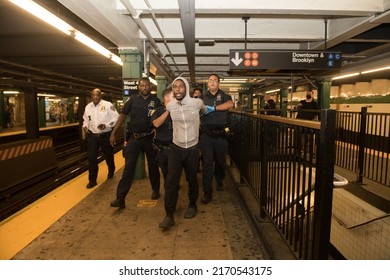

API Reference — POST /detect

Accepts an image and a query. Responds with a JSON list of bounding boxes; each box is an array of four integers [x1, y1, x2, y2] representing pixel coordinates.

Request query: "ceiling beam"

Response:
[[178, 0, 195, 82]]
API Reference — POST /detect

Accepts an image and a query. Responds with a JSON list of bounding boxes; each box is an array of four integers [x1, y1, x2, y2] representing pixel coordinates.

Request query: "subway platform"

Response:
[[1, 152, 287, 260]]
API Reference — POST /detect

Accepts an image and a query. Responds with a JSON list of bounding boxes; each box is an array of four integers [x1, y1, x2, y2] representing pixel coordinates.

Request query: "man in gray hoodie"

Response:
[[159, 77, 214, 229]]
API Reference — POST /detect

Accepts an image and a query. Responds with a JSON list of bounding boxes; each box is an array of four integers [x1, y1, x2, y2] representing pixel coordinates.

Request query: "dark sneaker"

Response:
[[216, 183, 224, 191], [201, 194, 212, 204], [159, 216, 175, 229], [151, 190, 160, 200], [86, 181, 97, 189], [184, 207, 197, 219], [110, 198, 125, 208]]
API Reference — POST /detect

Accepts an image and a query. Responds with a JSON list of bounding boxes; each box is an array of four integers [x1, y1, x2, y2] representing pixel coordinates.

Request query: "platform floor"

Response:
[[0, 153, 267, 260]]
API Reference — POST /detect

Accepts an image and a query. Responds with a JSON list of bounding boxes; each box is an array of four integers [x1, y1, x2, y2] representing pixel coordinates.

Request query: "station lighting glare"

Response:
[[266, 89, 280, 93], [3, 91, 20, 94], [9, 0, 123, 66], [361, 65, 390, 74], [331, 73, 360, 80]]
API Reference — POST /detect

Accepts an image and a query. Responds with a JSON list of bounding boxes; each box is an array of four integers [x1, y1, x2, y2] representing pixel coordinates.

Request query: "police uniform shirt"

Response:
[[122, 93, 162, 133], [151, 106, 173, 144], [201, 89, 232, 130], [83, 99, 119, 133]]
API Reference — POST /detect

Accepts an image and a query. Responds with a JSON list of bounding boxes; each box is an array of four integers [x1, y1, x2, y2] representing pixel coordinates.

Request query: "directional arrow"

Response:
[[231, 52, 243, 66]]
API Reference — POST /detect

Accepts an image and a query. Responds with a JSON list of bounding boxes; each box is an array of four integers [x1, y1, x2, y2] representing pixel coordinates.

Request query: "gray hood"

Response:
[[172, 76, 191, 103]]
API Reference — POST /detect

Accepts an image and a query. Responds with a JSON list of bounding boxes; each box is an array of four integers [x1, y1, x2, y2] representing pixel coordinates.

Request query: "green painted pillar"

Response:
[[120, 48, 145, 179], [317, 80, 332, 109], [280, 88, 288, 117], [38, 96, 46, 127], [0, 91, 4, 128], [156, 76, 167, 101]]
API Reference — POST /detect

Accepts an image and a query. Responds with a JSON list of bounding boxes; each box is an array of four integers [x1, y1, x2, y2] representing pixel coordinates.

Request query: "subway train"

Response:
[[0, 0, 389, 261]]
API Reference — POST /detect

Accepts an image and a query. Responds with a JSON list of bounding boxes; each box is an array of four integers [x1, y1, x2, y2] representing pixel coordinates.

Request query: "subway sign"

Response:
[[229, 50, 342, 70]]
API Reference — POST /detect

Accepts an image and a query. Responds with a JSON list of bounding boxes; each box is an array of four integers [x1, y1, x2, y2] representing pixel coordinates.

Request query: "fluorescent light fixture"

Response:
[[361, 65, 390, 74], [9, 0, 73, 35], [266, 89, 280, 94], [3, 91, 19, 94], [220, 78, 248, 83], [331, 73, 360, 80], [149, 77, 157, 85], [9, 0, 123, 66], [38, 93, 56, 97]]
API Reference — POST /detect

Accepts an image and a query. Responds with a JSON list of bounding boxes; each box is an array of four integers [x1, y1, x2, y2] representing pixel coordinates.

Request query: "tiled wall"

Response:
[[331, 188, 390, 259]]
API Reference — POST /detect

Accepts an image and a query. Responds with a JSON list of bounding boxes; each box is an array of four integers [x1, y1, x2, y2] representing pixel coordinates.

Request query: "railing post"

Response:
[[313, 109, 336, 259], [260, 119, 268, 219], [356, 106, 367, 184]]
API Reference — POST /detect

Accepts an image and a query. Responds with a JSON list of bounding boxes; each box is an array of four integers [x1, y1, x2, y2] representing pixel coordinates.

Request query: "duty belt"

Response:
[[132, 131, 153, 139]]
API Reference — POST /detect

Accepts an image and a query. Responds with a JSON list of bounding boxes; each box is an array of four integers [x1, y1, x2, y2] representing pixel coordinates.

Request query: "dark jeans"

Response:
[[87, 133, 115, 182], [116, 135, 160, 199], [164, 144, 199, 215], [199, 134, 228, 195]]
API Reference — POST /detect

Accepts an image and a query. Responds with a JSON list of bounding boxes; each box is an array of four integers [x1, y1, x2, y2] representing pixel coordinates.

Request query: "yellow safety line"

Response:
[[0, 153, 125, 260]]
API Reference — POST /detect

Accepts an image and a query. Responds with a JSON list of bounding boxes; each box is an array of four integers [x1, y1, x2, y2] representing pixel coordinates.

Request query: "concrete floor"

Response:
[[10, 158, 268, 260]]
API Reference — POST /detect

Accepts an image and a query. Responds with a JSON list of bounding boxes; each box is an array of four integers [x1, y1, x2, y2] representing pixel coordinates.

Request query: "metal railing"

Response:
[[335, 108, 390, 187], [229, 110, 336, 259]]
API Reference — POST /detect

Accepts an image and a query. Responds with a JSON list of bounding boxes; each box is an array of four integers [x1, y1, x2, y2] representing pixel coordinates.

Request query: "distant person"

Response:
[[263, 94, 277, 115], [151, 88, 174, 190], [191, 87, 202, 98], [296, 90, 319, 120], [199, 74, 233, 204], [82, 88, 119, 188], [159, 77, 213, 230], [109, 77, 162, 209]]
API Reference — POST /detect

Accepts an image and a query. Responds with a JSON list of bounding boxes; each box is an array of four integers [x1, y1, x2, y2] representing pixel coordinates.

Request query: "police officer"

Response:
[[109, 77, 162, 209], [82, 88, 119, 188], [151, 88, 174, 189], [200, 74, 233, 204]]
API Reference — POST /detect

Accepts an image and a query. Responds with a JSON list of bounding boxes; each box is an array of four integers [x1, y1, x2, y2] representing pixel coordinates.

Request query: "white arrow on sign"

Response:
[[231, 52, 243, 66]]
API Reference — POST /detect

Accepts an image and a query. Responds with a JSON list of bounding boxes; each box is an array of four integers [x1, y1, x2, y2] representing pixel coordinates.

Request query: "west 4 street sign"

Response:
[[229, 50, 342, 70]]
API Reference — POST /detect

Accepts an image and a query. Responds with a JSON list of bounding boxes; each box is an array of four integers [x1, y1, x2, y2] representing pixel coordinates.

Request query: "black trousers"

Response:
[[199, 134, 228, 195], [164, 144, 199, 215], [156, 147, 170, 190], [87, 133, 115, 182], [116, 135, 160, 199]]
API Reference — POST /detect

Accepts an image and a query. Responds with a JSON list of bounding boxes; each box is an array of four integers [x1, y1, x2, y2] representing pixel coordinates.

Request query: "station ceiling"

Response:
[[0, 0, 390, 97]]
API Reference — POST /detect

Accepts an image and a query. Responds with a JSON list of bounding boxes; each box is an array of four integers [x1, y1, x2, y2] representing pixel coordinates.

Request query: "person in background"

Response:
[[263, 94, 277, 115], [191, 87, 202, 99], [296, 90, 319, 120], [159, 77, 213, 230], [151, 88, 174, 190], [199, 73, 234, 204], [109, 77, 162, 209], [82, 88, 119, 188]]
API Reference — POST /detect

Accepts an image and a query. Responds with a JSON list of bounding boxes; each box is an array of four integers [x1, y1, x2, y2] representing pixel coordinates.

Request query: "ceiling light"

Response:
[[9, 0, 123, 66], [361, 65, 390, 74], [220, 78, 248, 83], [3, 91, 19, 94], [331, 73, 360, 80], [266, 89, 280, 93]]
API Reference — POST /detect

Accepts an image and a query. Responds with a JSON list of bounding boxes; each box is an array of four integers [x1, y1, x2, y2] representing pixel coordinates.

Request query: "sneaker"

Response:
[[216, 182, 224, 191], [151, 190, 160, 200], [110, 198, 125, 208], [184, 207, 197, 219], [86, 181, 97, 189], [159, 216, 175, 229], [201, 194, 212, 204]]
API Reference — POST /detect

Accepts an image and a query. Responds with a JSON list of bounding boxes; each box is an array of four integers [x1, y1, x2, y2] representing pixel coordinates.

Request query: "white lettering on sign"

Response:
[[292, 52, 319, 64]]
